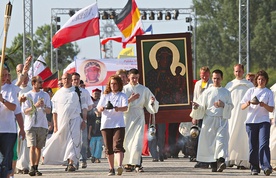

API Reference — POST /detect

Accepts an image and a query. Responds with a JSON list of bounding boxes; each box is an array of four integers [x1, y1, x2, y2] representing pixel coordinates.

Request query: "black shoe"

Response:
[[217, 158, 226, 172], [81, 162, 87, 168], [251, 169, 258, 175], [264, 169, 272, 176], [211, 162, 217, 172], [108, 168, 115, 176], [35, 170, 42, 176], [237, 166, 247, 170], [29, 170, 36, 176], [152, 159, 158, 162], [91, 157, 96, 163], [194, 162, 209, 169]]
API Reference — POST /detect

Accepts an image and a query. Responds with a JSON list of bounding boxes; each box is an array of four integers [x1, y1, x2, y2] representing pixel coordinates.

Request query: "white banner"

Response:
[[75, 58, 137, 92]]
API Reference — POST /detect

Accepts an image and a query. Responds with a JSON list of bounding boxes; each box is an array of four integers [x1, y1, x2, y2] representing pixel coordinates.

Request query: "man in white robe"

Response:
[[42, 73, 86, 172], [192, 66, 212, 168], [72, 72, 93, 169], [190, 69, 233, 172], [225, 64, 254, 169], [16, 75, 32, 174], [122, 69, 159, 172]]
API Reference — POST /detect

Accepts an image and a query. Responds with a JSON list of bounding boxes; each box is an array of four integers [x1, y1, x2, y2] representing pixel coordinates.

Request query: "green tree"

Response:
[[193, 0, 276, 83]]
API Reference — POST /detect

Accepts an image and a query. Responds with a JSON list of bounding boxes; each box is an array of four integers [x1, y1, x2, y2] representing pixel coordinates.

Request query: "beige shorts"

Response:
[[26, 127, 48, 149]]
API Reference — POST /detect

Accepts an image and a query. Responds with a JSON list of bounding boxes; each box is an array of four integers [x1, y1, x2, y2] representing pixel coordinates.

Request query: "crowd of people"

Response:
[[1, 58, 276, 177], [190, 65, 276, 176]]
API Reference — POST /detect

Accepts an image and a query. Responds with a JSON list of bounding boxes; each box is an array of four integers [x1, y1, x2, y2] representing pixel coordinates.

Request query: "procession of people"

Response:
[[1, 57, 276, 178]]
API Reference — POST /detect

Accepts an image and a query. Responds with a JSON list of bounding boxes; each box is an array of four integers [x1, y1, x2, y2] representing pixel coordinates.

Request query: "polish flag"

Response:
[[52, 3, 100, 48]]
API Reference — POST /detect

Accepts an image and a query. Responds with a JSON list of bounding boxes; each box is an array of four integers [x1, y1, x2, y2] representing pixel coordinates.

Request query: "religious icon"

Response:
[[136, 33, 193, 108], [78, 59, 107, 87]]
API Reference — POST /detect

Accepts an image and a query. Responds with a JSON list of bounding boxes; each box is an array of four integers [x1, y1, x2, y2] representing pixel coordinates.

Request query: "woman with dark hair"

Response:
[[241, 70, 274, 176], [97, 75, 128, 176]]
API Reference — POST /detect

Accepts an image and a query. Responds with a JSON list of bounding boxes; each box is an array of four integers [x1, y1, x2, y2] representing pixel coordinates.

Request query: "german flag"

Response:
[[43, 71, 58, 93], [114, 0, 141, 38]]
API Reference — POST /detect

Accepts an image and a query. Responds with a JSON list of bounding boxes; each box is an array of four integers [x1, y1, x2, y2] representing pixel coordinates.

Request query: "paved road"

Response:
[[14, 156, 269, 178]]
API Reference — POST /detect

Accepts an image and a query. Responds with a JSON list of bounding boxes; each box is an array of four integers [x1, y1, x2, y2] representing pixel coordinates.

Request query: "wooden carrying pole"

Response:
[[0, 1, 12, 90]]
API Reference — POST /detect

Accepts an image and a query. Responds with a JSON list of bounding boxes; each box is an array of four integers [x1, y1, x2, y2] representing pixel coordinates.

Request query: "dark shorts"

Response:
[[101, 127, 125, 155], [26, 127, 48, 149]]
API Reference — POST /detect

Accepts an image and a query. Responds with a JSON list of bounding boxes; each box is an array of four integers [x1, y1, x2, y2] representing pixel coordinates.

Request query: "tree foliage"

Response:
[[193, 0, 276, 85], [5, 24, 80, 77]]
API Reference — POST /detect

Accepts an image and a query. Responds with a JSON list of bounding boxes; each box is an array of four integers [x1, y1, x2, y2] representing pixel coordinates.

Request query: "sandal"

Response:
[[135, 166, 144, 173], [124, 165, 133, 172]]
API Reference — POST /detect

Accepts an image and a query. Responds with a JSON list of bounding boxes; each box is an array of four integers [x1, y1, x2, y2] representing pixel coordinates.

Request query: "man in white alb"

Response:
[[225, 64, 254, 169]]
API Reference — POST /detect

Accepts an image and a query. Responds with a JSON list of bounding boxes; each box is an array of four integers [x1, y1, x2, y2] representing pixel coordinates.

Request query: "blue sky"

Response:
[[0, 0, 193, 60]]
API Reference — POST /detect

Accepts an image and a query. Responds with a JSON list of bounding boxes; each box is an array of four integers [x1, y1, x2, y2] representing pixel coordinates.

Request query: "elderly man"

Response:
[[42, 73, 85, 172]]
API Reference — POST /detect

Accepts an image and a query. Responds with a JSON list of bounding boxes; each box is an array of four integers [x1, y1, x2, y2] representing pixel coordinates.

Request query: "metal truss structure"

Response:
[[239, 0, 250, 72]]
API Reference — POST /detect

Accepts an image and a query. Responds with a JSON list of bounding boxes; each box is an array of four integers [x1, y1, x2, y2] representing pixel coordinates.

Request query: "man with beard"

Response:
[[22, 76, 51, 176]]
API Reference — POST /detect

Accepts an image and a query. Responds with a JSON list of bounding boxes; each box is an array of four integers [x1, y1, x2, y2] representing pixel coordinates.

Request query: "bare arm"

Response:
[[53, 113, 58, 133]]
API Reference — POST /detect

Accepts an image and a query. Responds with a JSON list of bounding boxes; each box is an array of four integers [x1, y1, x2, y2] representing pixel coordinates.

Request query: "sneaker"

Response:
[[81, 162, 87, 168], [108, 169, 115, 176], [117, 166, 123, 175], [251, 169, 258, 175], [264, 169, 272, 176], [35, 170, 42, 176], [28, 170, 36, 176]]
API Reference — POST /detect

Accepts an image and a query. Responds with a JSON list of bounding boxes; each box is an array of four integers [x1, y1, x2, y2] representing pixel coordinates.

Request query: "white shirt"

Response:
[[241, 87, 274, 124], [0, 84, 19, 133], [80, 87, 93, 110], [9, 83, 22, 115], [22, 90, 51, 130], [97, 92, 128, 130]]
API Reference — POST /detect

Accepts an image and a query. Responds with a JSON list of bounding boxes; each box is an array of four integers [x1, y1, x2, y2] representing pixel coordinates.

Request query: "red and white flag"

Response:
[[52, 3, 99, 48], [28, 55, 47, 79]]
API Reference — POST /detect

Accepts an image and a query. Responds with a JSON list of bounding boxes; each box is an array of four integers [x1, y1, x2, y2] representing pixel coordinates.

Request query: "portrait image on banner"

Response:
[[136, 33, 193, 108], [75, 58, 137, 88], [79, 59, 107, 86]]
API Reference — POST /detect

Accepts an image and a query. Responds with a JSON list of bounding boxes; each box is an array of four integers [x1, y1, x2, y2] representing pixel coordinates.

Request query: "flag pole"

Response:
[[96, 0, 103, 59], [0, 1, 12, 90]]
